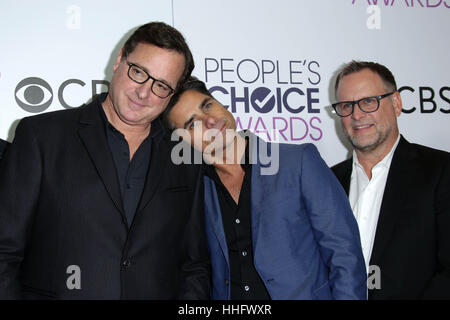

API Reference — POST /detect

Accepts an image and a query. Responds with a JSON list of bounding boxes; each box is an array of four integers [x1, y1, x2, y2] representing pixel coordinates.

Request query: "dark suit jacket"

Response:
[[0, 139, 8, 161], [0, 95, 210, 299], [332, 135, 450, 299]]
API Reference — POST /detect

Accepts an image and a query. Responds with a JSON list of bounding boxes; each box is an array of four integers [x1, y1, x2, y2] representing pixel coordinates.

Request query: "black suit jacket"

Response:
[[332, 135, 450, 299], [0, 139, 8, 161], [0, 95, 210, 299]]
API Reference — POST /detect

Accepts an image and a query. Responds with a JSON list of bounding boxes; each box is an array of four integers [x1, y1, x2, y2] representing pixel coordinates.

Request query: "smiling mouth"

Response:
[[353, 124, 373, 130], [128, 97, 146, 108]]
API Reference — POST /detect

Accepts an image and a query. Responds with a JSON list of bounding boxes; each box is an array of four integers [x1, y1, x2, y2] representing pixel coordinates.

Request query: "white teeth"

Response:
[[355, 124, 371, 129]]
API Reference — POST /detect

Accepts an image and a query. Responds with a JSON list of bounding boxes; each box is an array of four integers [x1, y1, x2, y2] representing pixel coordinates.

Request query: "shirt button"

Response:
[[235, 219, 240, 224], [225, 279, 229, 286], [242, 251, 247, 257], [244, 285, 250, 292], [122, 259, 131, 267]]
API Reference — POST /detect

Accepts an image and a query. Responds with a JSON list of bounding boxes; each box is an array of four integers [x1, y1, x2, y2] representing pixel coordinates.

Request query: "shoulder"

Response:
[[409, 142, 450, 163], [17, 100, 96, 135], [273, 142, 327, 171], [273, 140, 318, 156], [257, 140, 321, 165], [11, 101, 100, 150], [394, 138, 450, 194], [397, 137, 450, 168], [21, 108, 79, 125]]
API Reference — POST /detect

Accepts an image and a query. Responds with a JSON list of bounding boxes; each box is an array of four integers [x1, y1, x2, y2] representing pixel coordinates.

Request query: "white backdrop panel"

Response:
[[0, 0, 173, 141], [173, 0, 450, 165], [1, 0, 449, 166]]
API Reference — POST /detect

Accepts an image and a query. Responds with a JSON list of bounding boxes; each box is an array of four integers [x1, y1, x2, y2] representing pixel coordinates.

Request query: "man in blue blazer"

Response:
[[163, 77, 367, 300]]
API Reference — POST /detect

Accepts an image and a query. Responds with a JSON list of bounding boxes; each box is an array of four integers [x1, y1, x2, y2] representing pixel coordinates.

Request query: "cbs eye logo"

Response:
[[14, 77, 110, 113], [15, 77, 53, 113]]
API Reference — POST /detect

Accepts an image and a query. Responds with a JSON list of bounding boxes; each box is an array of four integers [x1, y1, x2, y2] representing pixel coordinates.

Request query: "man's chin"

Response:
[[351, 137, 380, 153]]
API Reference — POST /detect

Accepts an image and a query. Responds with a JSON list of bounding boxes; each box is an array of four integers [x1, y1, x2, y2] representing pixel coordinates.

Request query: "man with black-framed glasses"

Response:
[[0, 22, 210, 299], [331, 60, 450, 299]]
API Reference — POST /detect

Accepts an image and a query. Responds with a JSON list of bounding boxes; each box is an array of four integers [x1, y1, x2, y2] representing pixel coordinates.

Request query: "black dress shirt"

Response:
[[98, 102, 162, 227], [204, 139, 270, 300]]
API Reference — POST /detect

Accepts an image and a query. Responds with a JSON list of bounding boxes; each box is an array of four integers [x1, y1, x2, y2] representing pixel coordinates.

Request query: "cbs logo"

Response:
[[15, 77, 109, 113]]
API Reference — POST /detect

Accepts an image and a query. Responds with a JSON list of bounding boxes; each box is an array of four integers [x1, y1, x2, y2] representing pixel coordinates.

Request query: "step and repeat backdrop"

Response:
[[1, 0, 449, 166]]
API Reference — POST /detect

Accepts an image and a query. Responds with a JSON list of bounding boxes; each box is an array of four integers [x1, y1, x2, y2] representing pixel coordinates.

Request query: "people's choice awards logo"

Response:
[[15, 77, 53, 113], [204, 58, 323, 143], [251, 87, 276, 113]]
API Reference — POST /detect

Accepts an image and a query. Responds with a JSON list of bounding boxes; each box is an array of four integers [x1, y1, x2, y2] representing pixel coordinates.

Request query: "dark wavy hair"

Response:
[[162, 76, 213, 131]]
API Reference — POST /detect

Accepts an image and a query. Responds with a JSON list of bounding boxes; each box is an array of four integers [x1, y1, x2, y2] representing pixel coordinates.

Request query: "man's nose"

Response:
[[135, 79, 155, 99], [351, 103, 366, 120], [205, 115, 219, 129]]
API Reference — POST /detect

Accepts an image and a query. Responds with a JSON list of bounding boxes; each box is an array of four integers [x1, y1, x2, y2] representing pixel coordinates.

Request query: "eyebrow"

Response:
[[182, 97, 211, 129]]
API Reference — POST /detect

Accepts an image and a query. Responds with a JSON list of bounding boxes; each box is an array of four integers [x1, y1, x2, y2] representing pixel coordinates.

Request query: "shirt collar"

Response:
[[203, 131, 251, 177]]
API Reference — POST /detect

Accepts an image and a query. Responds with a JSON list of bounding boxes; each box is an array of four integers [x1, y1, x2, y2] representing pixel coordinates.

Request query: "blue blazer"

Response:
[[204, 134, 367, 300]]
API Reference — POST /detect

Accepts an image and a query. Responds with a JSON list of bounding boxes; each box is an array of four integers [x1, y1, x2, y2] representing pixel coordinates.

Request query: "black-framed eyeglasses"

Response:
[[126, 61, 175, 99], [332, 91, 396, 117]]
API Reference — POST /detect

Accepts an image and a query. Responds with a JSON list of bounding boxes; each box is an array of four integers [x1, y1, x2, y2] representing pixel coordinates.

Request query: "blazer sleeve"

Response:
[[299, 144, 367, 300], [421, 155, 450, 299], [177, 164, 211, 299], [0, 118, 42, 299]]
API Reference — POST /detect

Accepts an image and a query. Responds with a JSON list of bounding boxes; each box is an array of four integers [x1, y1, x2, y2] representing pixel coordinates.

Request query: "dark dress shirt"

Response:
[[204, 140, 270, 300], [99, 103, 161, 227]]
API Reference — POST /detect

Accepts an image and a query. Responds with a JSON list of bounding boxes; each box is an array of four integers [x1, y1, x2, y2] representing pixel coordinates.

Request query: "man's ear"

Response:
[[392, 90, 403, 117], [113, 48, 124, 72]]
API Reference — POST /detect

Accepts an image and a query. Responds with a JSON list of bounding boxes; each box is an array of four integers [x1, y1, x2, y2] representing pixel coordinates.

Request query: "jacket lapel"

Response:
[[135, 128, 169, 214], [369, 136, 415, 267], [204, 176, 230, 266], [77, 100, 125, 219], [248, 133, 270, 256], [203, 131, 266, 268]]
